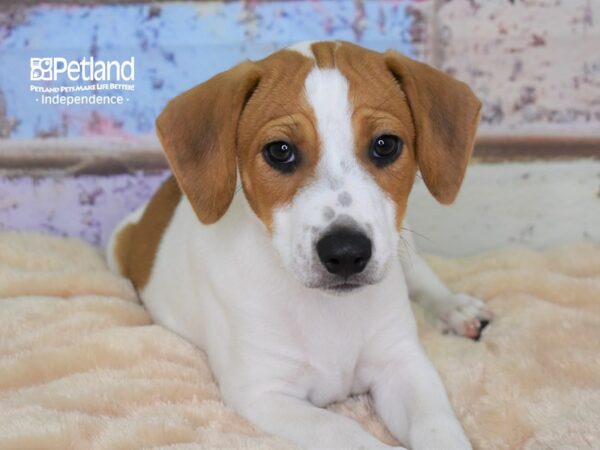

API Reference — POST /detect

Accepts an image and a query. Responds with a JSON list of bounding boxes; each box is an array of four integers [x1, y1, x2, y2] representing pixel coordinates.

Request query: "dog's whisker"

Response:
[[397, 234, 414, 270], [400, 226, 433, 243]]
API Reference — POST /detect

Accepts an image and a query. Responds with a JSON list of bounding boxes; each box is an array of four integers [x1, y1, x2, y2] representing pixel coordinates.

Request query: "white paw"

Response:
[[433, 293, 493, 340]]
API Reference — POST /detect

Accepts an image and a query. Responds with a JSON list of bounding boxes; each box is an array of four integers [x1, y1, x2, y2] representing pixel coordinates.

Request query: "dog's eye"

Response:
[[369, 135, 402, 167], [263, 141, 299, 173]]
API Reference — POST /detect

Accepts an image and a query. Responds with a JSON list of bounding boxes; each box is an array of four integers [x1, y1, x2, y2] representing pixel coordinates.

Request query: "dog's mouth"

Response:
[[301, 259, 386, 294], [309, 268, 384, 295], [322, 281, 364, 294]]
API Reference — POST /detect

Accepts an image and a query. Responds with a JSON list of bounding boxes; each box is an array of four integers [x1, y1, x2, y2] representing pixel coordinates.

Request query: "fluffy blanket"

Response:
[[1, 231, 599, 449]]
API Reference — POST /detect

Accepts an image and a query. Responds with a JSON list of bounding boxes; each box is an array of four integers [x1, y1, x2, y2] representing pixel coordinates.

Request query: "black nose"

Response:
[[316, 228, 372, 277]]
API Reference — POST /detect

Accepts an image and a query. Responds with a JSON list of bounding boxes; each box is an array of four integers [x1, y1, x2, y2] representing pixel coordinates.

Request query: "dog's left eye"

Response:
[[263, 141, 299, 173], [369, 135, 402, 167]]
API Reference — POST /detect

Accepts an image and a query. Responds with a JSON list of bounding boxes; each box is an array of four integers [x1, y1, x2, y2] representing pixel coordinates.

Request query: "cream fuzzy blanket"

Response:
[[1, 231, 599, 450]]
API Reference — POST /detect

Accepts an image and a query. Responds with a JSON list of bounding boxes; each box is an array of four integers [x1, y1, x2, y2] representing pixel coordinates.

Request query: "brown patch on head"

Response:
[[329, 41, 481, 226], [237, 49, 319, 230], [156, 47, 321, 232], [115, 176, 181, 290]]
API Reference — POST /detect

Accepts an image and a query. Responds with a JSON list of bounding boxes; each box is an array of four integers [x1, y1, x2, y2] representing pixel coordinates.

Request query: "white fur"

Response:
[[108, 64, 489, 449]]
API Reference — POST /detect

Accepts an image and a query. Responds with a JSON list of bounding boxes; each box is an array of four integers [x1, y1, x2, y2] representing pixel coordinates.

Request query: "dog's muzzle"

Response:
[[316, 228, 372, 279]]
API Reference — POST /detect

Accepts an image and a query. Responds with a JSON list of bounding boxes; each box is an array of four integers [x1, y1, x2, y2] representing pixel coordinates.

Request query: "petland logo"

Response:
[[30, 57, 135, 82], [30, 57, 135, 106]]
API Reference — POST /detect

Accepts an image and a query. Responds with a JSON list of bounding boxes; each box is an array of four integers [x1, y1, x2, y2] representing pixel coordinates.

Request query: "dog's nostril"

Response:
[[324, 258, 341, 271], [316, 228, 372, 277]]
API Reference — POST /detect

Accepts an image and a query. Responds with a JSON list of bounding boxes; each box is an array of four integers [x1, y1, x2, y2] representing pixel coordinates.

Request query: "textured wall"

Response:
[[438, 0, 600, 134], [0, 0, 429, 139], [0, 172, 168, 245]]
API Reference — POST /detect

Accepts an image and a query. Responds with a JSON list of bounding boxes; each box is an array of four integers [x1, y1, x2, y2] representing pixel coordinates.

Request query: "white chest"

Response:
[[228, 289, 388, 407]]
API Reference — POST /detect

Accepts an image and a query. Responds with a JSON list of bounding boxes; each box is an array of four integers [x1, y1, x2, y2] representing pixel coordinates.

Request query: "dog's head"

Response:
[[156, 41, 480, 294]]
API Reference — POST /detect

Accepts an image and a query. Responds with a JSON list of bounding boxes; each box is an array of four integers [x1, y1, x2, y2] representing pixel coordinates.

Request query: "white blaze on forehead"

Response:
[[271, 65, 399, 289], [303, 68, 355, 181]]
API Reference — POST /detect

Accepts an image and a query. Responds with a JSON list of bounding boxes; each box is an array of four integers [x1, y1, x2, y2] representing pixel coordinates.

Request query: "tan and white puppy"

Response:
[[108, 41, 492, 449]]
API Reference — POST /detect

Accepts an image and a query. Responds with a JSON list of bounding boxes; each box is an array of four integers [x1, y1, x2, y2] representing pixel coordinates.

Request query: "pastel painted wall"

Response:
[[0, 171, 169, 245], [0, 0, 426, 139]]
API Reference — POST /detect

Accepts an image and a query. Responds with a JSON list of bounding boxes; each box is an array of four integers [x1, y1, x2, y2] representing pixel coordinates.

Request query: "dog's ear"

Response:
[[156, 61, 261, 224], [384, 51, 481, 204]]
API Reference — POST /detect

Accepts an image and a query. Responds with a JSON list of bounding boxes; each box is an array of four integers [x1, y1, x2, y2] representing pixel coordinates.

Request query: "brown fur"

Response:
[[156, 50, 318, 231], [311, 41, 337, 69], [383, 50, 481, 204], [156, 61, 261, 225], [237, 50, 318, 230], [115, 176, 181, 290]]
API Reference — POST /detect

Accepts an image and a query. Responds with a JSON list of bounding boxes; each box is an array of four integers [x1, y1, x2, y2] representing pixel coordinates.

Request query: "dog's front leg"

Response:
[[370, 340, 470, 450], [399, 226, 492, 338], [232, 391, 406, 450]]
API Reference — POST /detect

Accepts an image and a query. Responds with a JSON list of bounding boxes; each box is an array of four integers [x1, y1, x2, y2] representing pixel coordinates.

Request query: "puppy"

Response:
[[108, 41, 492, 449]]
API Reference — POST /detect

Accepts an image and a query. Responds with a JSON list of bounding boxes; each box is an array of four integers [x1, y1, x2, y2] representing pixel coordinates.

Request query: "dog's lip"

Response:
[[323, 282, 363, 292]]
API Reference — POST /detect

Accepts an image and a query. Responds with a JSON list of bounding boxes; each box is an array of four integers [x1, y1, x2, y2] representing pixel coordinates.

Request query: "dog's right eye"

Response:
[[263, 141, 299, 173]]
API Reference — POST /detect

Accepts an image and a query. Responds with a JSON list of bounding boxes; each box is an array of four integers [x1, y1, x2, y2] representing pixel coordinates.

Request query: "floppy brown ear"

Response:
[[384, 51, 481, 204], [156, 61, 261, 224]]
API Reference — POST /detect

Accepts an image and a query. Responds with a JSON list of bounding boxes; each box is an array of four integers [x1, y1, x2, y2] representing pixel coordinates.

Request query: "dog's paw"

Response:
[[433, 293, 493, 340]]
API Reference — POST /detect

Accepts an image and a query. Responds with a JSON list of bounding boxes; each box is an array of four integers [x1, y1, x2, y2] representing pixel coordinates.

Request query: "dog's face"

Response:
[[156, 41, 480, 294], [236, 46, 416, 291]]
